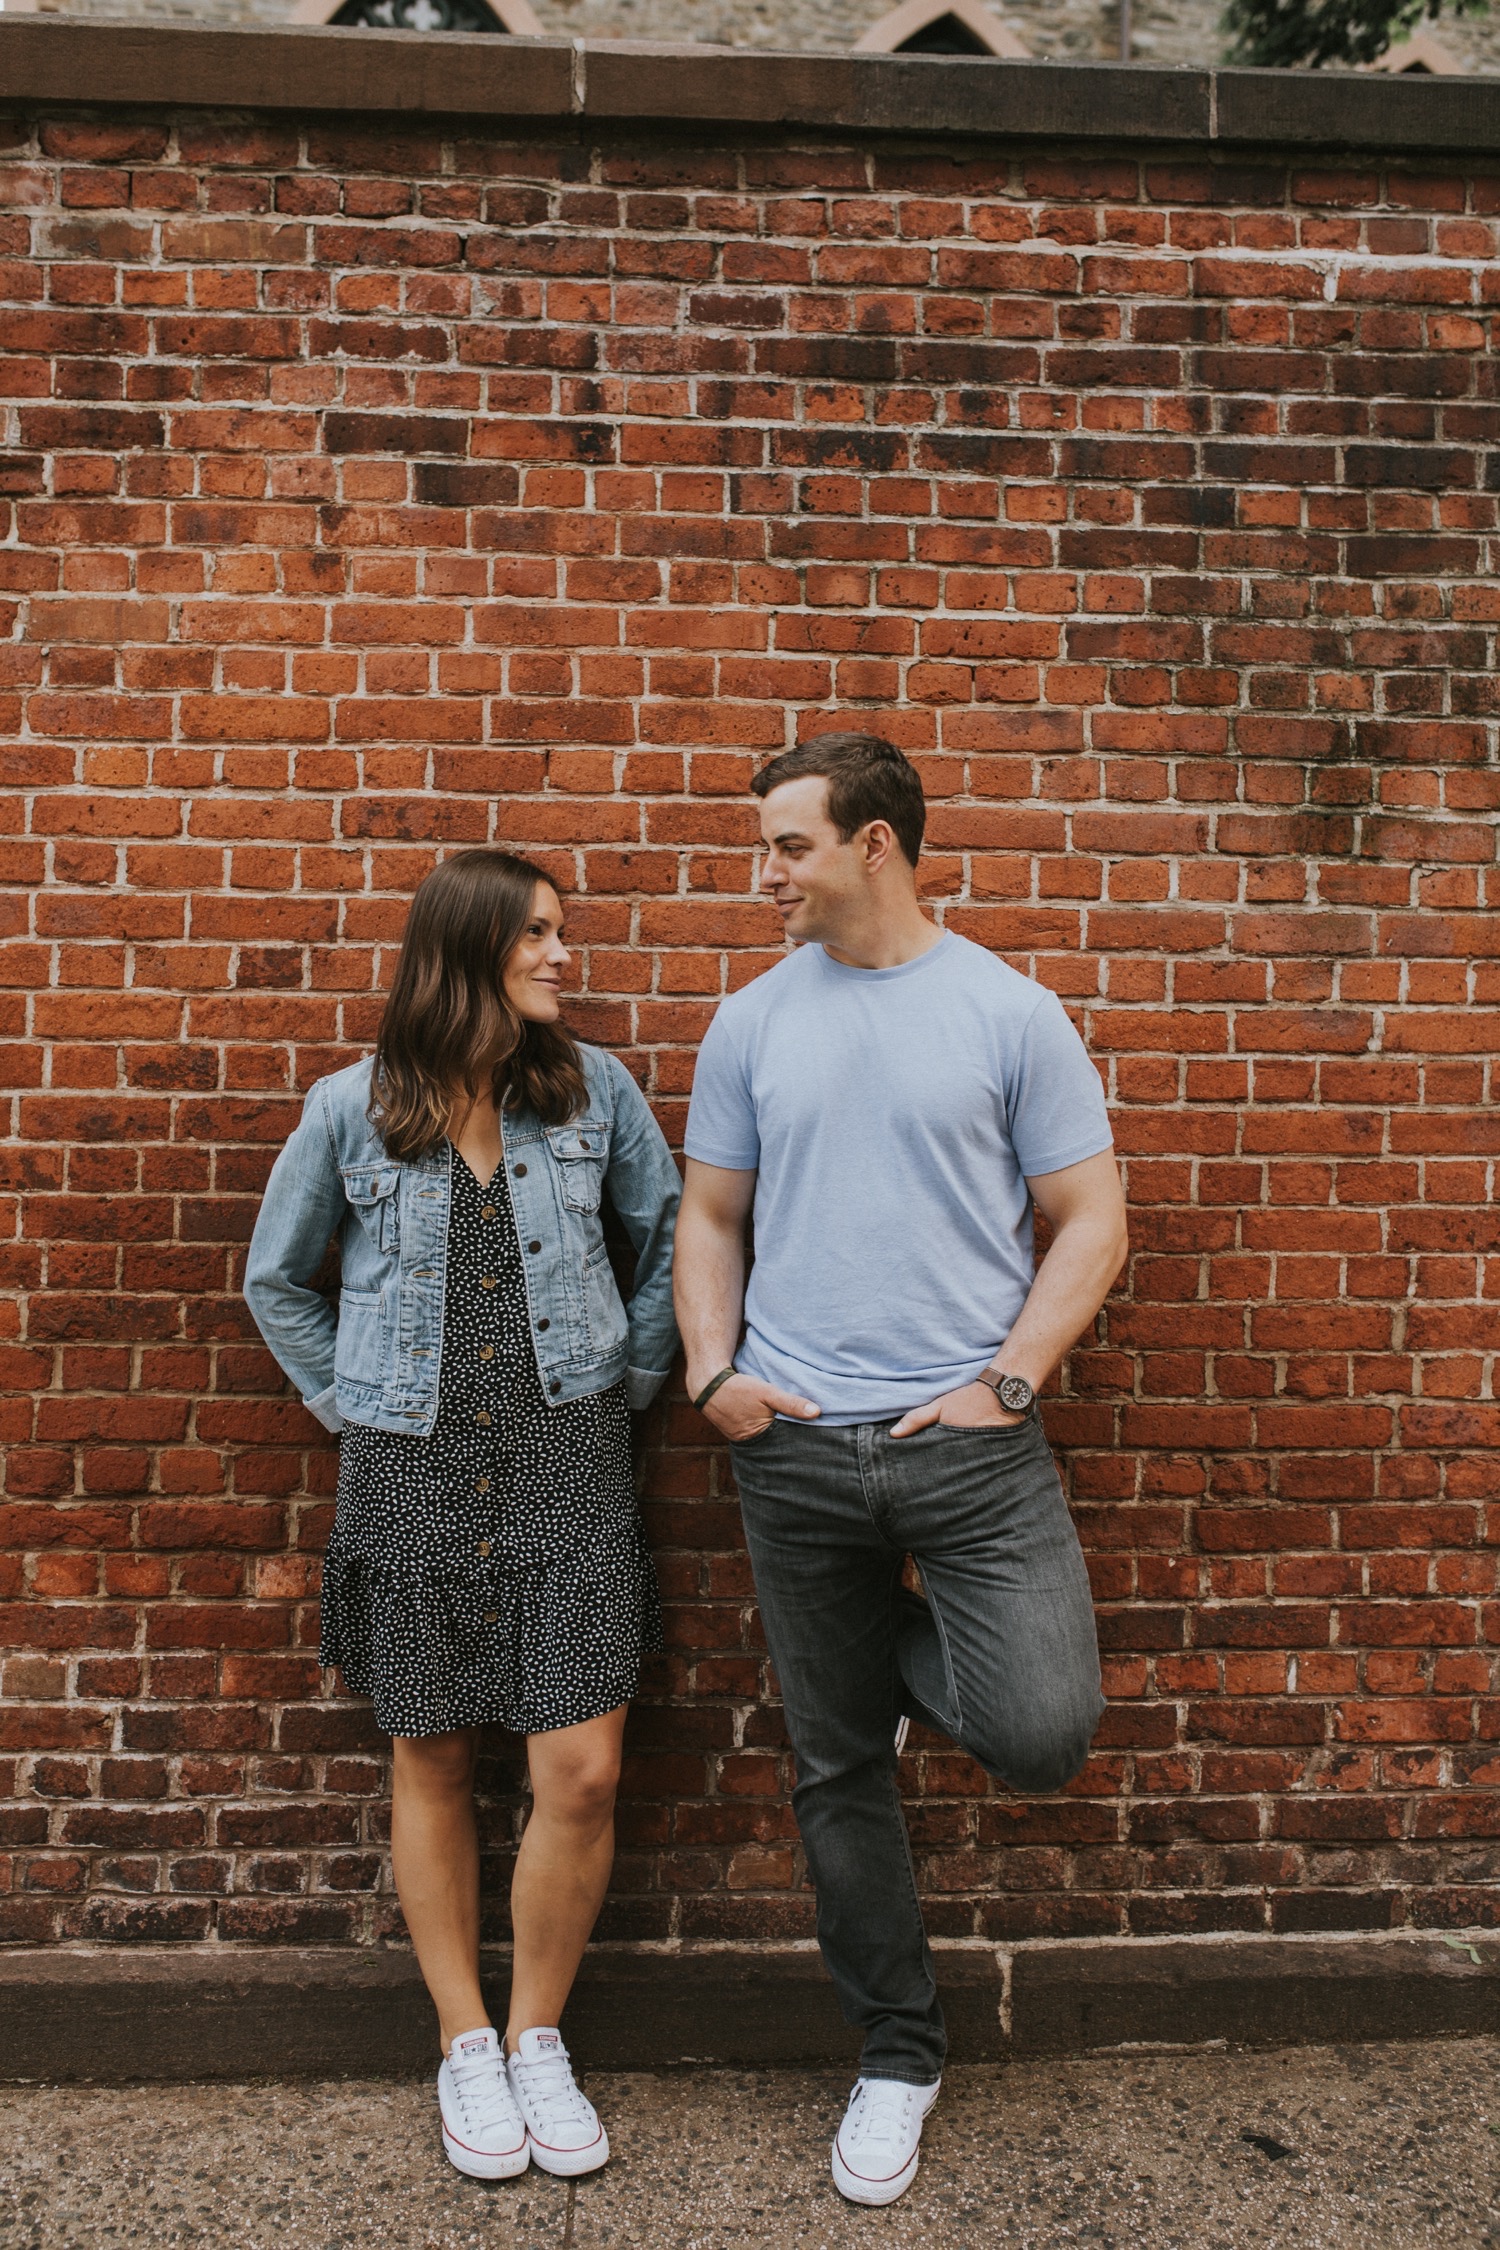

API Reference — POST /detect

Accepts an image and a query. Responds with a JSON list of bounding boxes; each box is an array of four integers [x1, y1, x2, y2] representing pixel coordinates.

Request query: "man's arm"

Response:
[[890, 1148, 1128, 1437], [675, 1157, 821, 1442]]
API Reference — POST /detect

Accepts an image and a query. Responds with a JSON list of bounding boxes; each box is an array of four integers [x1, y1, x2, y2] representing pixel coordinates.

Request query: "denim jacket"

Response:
[[243, 1047, 680, 1437]]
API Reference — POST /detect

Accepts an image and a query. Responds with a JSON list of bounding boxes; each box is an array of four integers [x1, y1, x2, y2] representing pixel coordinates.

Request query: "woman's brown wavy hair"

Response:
[[370, 849, 587, 1162]]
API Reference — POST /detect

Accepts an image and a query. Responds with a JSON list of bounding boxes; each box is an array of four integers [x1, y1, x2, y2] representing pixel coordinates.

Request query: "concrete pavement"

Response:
[[2, 2037, 1497, 2248]]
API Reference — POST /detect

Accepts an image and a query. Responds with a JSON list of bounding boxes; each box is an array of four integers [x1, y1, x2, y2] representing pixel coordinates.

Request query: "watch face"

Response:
[[997, 1375, 1034, 1414]]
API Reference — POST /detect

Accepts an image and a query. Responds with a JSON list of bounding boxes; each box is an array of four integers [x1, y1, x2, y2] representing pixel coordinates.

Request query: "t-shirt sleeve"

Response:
[[684, 1004, 761, 1172], [1007, 990, 1113, 1179]]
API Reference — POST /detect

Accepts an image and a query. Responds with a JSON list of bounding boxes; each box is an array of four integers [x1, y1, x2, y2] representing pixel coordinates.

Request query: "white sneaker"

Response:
[[831, 2074, 940, 2206], [506, 2025, 609, 2177], [438, 2026, 530, 2180]]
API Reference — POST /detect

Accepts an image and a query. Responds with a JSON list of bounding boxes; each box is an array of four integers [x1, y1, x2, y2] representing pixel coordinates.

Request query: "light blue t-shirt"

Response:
[[684, 930, 1113, 1424]]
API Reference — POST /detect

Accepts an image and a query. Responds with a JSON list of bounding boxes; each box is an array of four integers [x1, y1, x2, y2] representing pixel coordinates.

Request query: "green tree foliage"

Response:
[[1223, 0, 1484, 68]]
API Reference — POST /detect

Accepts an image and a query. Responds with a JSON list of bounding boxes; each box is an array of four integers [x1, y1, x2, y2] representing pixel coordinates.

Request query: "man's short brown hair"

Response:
[[751, 733, 925, 867]]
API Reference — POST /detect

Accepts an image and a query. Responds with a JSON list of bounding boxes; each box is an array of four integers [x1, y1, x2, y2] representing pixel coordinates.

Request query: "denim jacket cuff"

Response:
[[625, 1364, 672, 1412], [304, 1380, 345, 1434]]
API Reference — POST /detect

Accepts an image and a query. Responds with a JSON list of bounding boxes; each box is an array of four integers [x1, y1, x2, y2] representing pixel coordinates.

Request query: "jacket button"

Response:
[[481, 1204, 497, 1221], [484, 1610, 499, 1626], [479, 1344, 494, 1361], [527, 1240, 541, 1254], [475, 1478, 490, 1494], [475, 1409, 491, 1426], [480, 1276, 497, 1291], [514, 1163, 527, 1178], [478, 1539, 491, 1558], [548, 1377, 562, 1395], [536, 1318, 549, 1333]]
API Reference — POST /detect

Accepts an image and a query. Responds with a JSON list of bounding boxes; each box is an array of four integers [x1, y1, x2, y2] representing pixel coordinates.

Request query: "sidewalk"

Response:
[[2, 2037, 1496, 2249]]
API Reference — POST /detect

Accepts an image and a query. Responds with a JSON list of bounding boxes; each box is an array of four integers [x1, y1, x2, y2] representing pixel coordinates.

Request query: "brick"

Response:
[[0, 113, 1487, 1951]]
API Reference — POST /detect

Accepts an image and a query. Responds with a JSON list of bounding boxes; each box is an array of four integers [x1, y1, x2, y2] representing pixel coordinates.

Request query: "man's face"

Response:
[[757, 776, 867, 945]]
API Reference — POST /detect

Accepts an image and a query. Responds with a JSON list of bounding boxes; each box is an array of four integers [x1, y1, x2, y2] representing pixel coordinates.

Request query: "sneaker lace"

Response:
[[843, 2078, 917, 2155], [450, 2051, 517, 2132], [511, 2044, 593, 2129]]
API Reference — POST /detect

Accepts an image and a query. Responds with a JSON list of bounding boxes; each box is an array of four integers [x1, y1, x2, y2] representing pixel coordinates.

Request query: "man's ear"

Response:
[[861, 819, 896, 875]]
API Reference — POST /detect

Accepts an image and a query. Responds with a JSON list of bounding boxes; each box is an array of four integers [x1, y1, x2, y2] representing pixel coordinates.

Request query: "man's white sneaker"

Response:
[[438, 2026, 530, 2180], [831, 2074, 940, 2206], [506, 2026, 609, 2177]]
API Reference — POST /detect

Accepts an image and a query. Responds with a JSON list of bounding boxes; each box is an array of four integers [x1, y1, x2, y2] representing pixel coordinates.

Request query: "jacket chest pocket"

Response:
[[342, 1165, 401, 1254], [545, 1125, 606, 1215]]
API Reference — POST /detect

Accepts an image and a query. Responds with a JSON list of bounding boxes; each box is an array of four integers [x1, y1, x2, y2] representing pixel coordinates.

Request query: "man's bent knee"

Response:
[[962, 1715, 1098, 1797]]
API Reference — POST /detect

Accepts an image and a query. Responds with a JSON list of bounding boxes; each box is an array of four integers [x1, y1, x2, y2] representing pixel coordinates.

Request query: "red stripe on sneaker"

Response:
[[528, 2128, 604, 2154], [837, 2138, 914, 2183], [444, 2124, 525, 2157]]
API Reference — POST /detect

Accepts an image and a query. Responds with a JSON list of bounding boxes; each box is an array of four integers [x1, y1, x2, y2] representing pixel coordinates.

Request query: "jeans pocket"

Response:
[[342, 1166, 401, 1253], [933, 1417, 1031, 1440], [583, 1240, 628, 1355], [334, 1287, 388, 1386], [546, 1125, 606, 1214], [731, 1417, 780, 1448]]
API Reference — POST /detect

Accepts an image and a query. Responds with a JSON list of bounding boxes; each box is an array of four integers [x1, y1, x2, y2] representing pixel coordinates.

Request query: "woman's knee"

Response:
[[536, 1773, 617, 1832], [393, 1729, 478, 1792], [537, 1747, 620, 1823]]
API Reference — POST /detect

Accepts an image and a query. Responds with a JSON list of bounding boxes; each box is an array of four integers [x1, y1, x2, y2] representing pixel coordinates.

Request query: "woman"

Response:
[[244, 849, 680, 2185]]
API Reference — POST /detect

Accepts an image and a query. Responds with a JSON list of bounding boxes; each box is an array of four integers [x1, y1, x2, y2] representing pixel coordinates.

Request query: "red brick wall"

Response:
[[2, 107, 1496, 1946]]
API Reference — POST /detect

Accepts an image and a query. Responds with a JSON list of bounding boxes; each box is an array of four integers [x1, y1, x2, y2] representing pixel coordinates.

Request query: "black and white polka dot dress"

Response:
[[320, 1148, 661, 1739]]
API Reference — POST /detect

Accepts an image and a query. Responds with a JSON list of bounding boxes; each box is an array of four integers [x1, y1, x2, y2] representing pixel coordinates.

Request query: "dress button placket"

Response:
[[470, 1160, 504, 1584]]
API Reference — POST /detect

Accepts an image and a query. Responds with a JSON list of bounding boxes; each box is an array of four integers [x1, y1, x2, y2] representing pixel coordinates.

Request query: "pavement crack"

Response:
[[562, 2178, 578, 2248]]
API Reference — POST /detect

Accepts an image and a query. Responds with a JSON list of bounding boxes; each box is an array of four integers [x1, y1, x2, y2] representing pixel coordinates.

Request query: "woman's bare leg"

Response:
[[390, 1727, 489, 2051], [506, 1705, 627, 2047]]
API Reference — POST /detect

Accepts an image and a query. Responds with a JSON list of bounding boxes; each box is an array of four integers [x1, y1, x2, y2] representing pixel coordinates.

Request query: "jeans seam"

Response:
[[854, 1421, 895, 1548], [862, 1427, 906, 1749], [886, 1572, 903, 1741], [878, 1762, 941, 2074], [917, 1570, 966, 1745]]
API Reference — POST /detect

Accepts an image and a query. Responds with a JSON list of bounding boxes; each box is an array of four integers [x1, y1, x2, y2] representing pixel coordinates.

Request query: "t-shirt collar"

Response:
[[814, 930, 952, 983]]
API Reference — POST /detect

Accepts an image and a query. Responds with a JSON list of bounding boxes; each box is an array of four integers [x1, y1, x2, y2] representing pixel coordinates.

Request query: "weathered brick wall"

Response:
[[2, 101, 1496, 1947]]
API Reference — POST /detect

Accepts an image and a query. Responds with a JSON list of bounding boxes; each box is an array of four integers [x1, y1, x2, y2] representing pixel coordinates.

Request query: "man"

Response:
[[674, 733, 1127, 2207]]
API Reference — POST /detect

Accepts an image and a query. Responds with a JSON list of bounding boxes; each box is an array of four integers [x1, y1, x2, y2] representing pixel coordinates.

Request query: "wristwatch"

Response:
[[975, 1367, 1035, 1416]]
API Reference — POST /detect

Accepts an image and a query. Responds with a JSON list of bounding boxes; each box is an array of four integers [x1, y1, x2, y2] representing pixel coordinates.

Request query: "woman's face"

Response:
[[503, 882, 571, 1024]]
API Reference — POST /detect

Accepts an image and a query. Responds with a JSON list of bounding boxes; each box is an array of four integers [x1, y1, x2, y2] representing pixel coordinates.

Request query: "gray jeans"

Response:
[[730, 1413, 1103, 2084]]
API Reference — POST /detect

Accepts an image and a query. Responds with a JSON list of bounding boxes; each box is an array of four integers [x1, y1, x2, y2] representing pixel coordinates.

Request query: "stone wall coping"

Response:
[[2, 1933, 1497, 2079], [1, 16, 1498, 153]]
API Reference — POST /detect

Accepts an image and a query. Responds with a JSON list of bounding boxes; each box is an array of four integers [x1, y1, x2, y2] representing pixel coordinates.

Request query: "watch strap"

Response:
[[976, 1367, 1034, 1413]]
